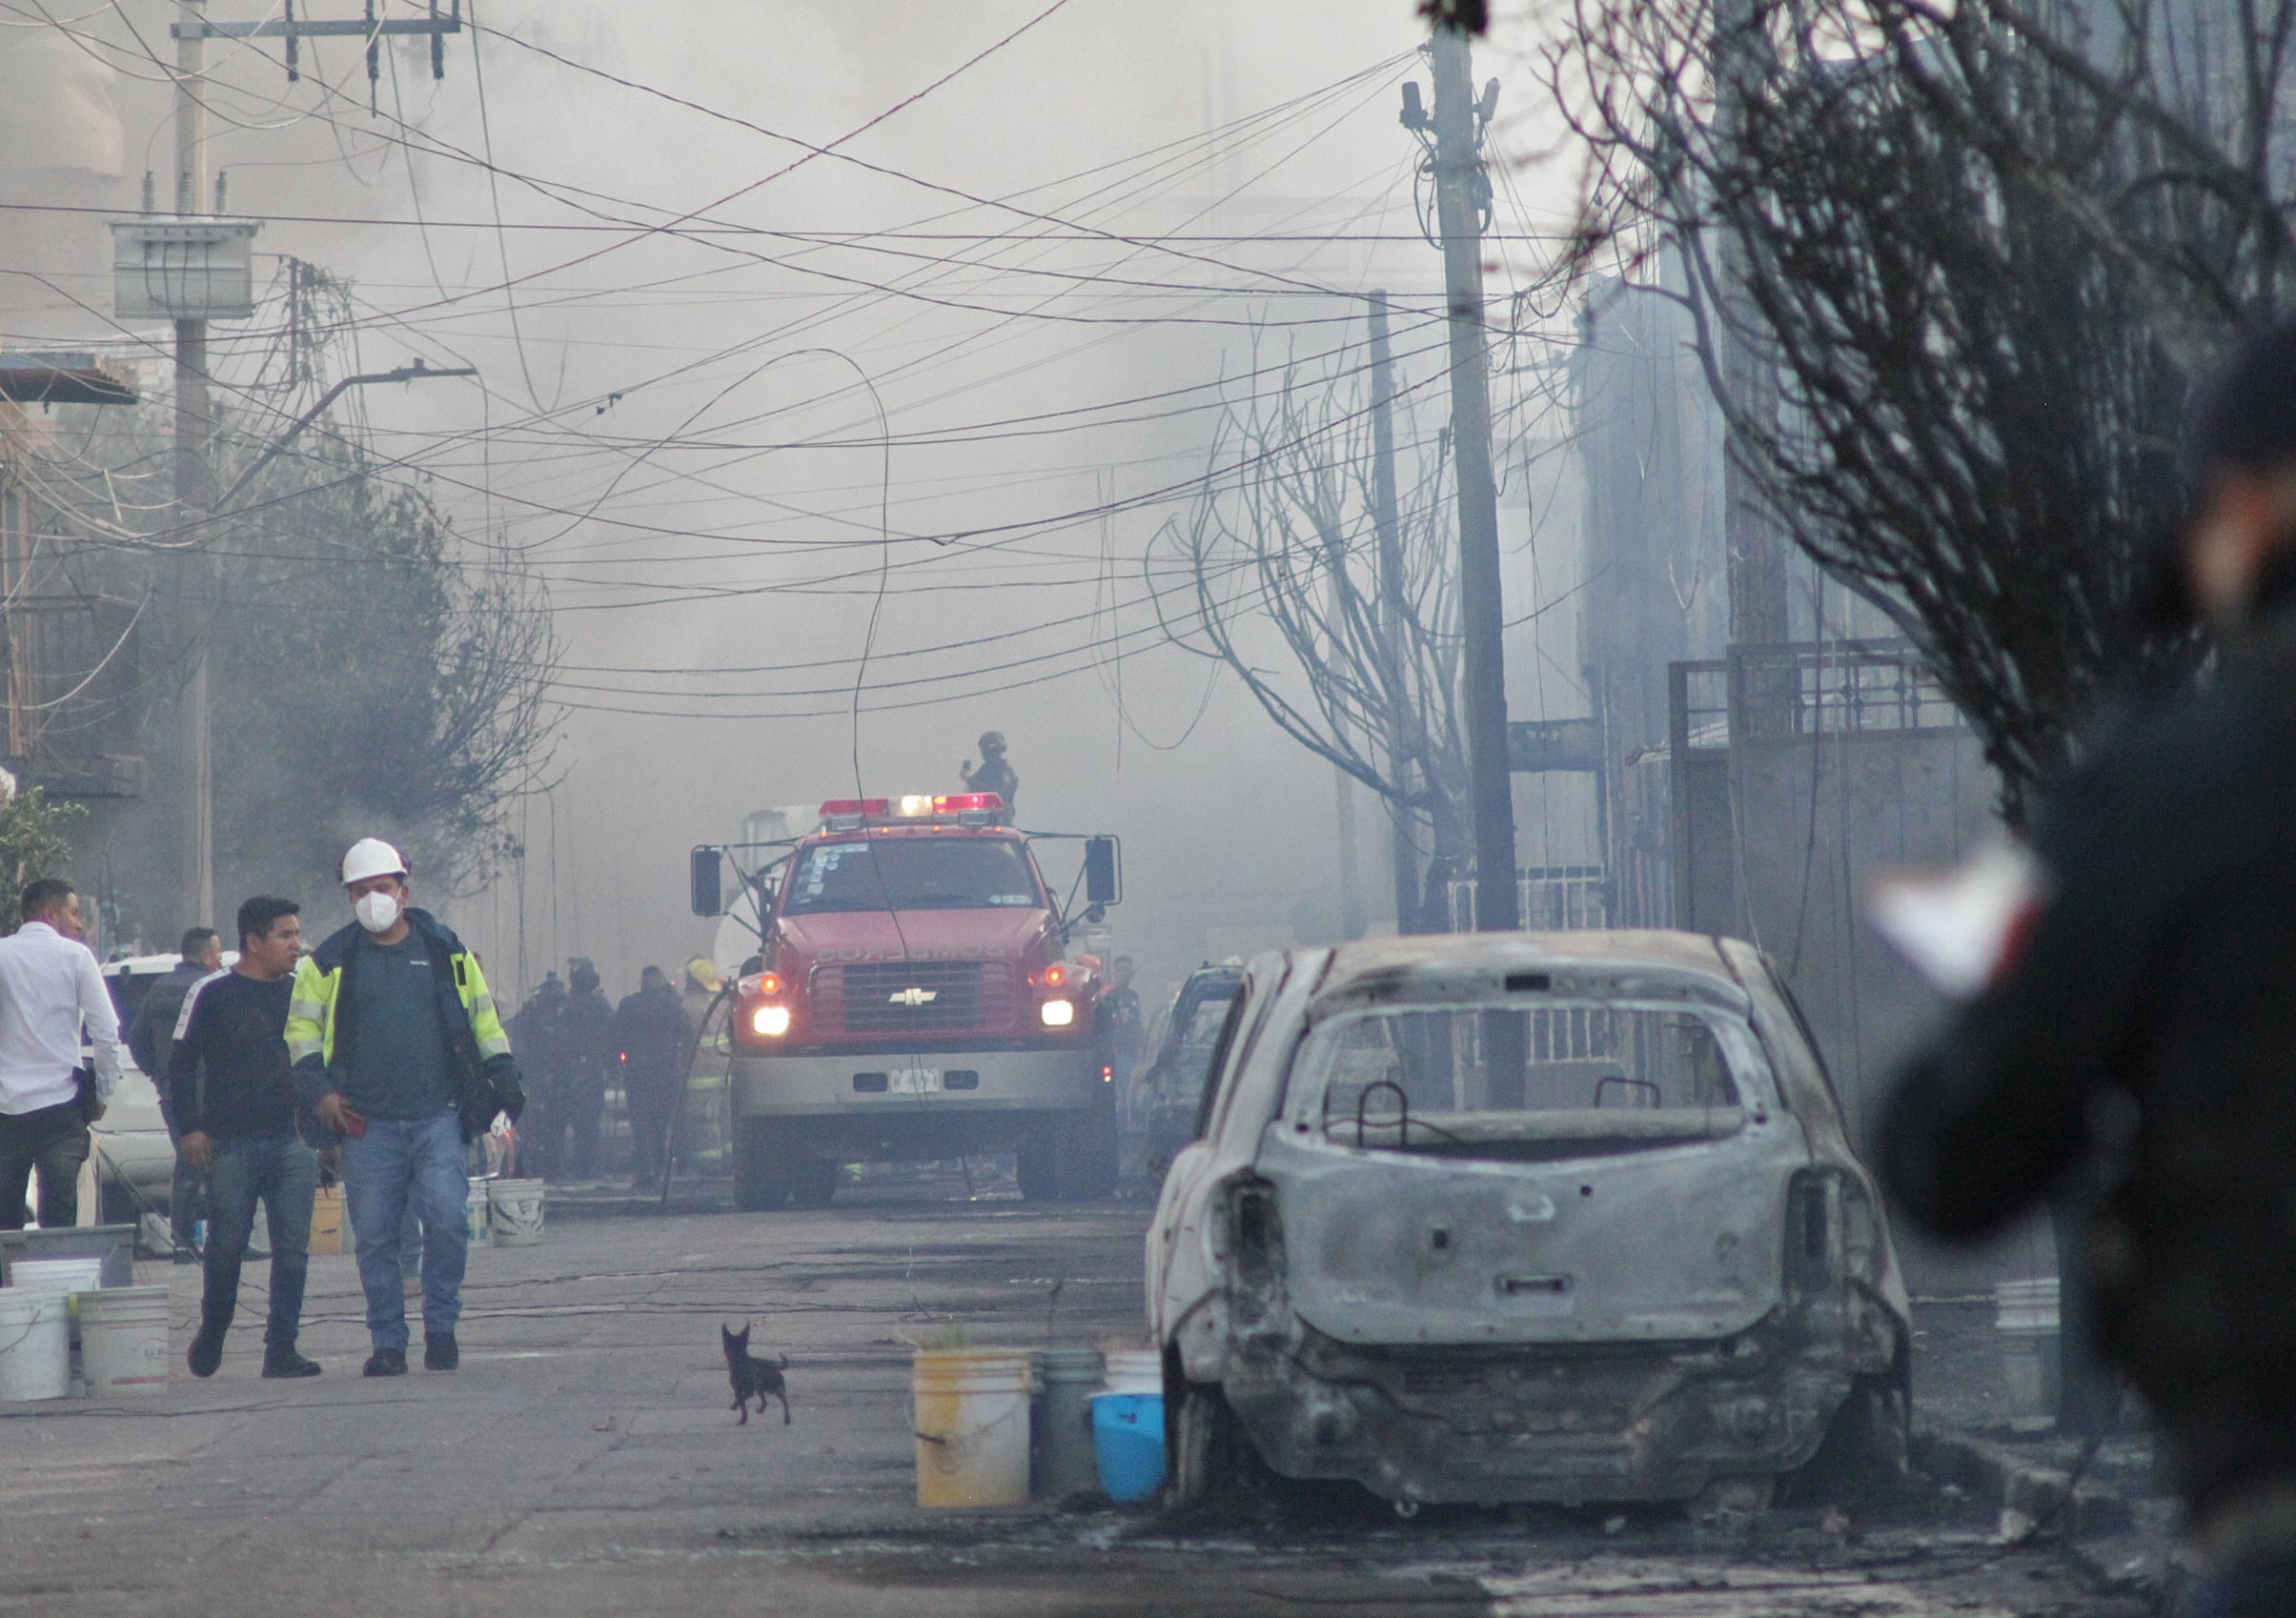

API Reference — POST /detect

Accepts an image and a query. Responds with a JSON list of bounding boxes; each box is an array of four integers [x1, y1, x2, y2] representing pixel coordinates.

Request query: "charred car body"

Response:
[[1128, 962, 1243, 1183], [1147, 931, 1910, 1511]]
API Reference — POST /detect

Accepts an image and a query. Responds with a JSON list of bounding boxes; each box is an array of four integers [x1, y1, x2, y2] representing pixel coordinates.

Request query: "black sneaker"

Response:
[[187, 1324, 226, 1379], [261, 1345, 322, 1379], [362, 1348, 408, 1378], [423, 1332, 458, 1371]]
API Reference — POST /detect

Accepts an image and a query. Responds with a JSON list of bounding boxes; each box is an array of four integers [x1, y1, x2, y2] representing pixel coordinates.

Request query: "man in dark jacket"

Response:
[[171, 898, 319, 1380], [128, 925, 221, 1260], [556, 961, 615, 1179], [507, 972, 566, 1177], [1879, 318, 2296, 1612], [614, 965, 690, 1185]]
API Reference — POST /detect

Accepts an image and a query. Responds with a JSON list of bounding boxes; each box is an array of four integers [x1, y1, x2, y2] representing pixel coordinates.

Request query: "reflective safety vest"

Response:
[[286, 907, 512, 1082]]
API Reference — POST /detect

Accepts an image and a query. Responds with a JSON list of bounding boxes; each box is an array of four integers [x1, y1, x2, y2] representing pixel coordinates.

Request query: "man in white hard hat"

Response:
[[286, 839, 523, 1377]]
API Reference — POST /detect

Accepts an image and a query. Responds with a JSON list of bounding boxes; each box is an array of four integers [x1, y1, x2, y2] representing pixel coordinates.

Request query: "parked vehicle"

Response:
[[1128, 962, 1243, 1182], [1146, 931, 1911, 1514], [89, 953, 235, 1222]]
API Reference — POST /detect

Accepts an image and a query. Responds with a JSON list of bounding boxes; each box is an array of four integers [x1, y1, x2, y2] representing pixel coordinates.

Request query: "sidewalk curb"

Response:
[[1912, 1431, 2133, 1538], [1914, 1432, 2176, 1611]]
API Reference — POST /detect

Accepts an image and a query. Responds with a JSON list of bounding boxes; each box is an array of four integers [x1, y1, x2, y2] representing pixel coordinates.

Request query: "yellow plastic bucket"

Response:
[[911, 1350, 1035, 1507]]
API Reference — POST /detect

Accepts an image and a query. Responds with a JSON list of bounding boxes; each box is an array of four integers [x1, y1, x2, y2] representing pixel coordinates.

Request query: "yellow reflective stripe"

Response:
[[467, 991, 498, 1021], [285, 958, 340, 1066], [477, 1032, 512, 1059]]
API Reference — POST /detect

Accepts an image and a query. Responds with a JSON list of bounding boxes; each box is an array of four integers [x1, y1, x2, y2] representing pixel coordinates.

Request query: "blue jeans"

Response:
[[343, 1110, 467, 1352], [202, 1137, 317, 1346]]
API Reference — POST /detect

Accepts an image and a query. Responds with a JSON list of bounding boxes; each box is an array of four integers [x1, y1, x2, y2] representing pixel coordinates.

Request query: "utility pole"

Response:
[[1715, 0, 1792, 731], [173, 0, 215, 937], [1366, 291, 1420, 936], [1419, 29, 1519, 935]]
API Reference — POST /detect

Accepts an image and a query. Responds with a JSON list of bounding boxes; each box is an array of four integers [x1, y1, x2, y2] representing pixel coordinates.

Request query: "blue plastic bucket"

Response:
[[1091, 1391, 1166, 1503]]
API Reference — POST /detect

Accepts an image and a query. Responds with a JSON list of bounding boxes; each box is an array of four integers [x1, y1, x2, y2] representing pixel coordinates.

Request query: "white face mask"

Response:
[[354, 891, 401, 934]]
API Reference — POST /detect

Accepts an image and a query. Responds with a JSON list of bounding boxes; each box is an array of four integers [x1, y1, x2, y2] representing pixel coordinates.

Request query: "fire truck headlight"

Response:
[[751, 1004, 792, 1037], [1039, 998, 1075, 1028]]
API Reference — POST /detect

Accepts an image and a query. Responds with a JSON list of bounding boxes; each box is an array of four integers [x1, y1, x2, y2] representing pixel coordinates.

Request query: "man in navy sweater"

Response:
[[171, 897, 321, 1379]]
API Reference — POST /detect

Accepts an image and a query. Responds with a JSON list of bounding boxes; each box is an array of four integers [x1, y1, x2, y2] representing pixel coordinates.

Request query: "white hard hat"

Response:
[[340, 838, 408, 885]]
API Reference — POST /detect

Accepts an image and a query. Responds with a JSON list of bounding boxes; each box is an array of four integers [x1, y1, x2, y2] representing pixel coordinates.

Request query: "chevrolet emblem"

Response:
[[889, 987, 938, 1007]]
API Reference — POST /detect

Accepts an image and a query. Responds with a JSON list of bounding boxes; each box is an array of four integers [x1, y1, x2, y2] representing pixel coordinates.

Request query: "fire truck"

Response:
[[687, 793, 1123, 1209]]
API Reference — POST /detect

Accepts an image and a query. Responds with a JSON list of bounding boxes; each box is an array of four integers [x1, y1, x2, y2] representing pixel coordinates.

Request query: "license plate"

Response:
[[889, 1067, 943, 1094]]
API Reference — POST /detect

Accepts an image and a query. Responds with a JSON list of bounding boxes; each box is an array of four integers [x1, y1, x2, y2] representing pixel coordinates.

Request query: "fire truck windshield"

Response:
[[782, 837, 1044, 915]]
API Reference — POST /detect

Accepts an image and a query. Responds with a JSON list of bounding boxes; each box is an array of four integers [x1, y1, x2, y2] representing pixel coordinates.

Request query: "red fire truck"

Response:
[[688, 794, 1122, 1209]]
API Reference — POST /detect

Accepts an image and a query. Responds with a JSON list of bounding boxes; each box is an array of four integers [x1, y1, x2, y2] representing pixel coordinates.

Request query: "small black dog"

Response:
[[721, 1323, 791, 1426]]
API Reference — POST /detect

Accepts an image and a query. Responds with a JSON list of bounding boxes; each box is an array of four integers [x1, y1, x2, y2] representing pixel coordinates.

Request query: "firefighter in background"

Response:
[[555, 961, 615, 1179], [506, 972, 566, 1178], [614, 966, 689, 1187], [680, 958, 732, 1171], [959, 731, 1018, 819]]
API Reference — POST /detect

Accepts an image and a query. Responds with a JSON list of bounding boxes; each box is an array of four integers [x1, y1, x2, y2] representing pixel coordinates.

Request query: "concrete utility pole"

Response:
[[173, 0, 215, 936], [1366, 291, 1420, 936], [1425, 28, 1520, 935], [1715, 0, 1792, 731]]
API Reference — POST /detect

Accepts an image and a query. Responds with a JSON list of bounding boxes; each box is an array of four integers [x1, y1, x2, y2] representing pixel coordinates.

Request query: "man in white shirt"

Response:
[[0, 879, 123, 1228]]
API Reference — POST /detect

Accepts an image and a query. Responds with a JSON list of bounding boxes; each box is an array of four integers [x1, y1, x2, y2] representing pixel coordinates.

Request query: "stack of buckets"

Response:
[[0, 1251, 170, 1402], [908, 1344, 1168, 1507]]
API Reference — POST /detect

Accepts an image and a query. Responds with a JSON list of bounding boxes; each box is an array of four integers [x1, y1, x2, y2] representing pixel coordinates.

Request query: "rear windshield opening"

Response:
[[1297, 1004, 1747, 1161]]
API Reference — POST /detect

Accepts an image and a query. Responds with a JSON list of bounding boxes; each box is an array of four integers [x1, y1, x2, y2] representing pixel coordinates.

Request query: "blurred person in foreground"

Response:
[[171, 898, 319, 1379], [129, 925, 222, 1260], [287, 839, 523, 1378], [0, 878, 120, 1228], [613, 964, 689, 1187], [1879, 317, 2296, 1617]]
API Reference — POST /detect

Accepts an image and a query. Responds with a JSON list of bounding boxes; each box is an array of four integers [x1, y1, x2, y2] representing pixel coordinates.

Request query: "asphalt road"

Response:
[[0, 1174, 2146, 1617]]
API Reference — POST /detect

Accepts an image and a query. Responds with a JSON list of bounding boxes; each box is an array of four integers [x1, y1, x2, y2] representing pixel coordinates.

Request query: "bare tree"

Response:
[[1150, 338, 1471, 925], [1550, 0, 2296, 819]]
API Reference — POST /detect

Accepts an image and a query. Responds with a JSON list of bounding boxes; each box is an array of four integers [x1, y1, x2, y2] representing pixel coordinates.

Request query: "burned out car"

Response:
[[1146, 932, 1911, 1512], [1127, 962, 1244, 1182]]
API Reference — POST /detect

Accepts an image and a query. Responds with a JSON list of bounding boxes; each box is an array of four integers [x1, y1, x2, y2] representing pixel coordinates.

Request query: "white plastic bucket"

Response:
[[0, 1290, 71, 1402], [464, 1178, 493, 1248], [78, 1285, 171, 1396], [912, 1349, 1035, 1507], [487, 1178, 546, 1245], [9, 1257, 103, 1295], [1101, 1348, 1161, 1395], [1996, 1278, 2062, 1417]]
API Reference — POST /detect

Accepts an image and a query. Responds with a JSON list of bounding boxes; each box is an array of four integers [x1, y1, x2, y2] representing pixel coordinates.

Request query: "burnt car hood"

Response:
[[775, 906, 1051, 964], [1259, 1115, 1809, 1347]]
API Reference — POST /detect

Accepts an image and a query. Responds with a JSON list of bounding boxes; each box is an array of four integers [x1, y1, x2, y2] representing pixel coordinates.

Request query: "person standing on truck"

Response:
[[0, 878, 121, 1230], [129, 925, 222, 1261], [960, 730, 1019, 819], [614, 965, 689, 1186], [287, 839, 523, 1378], [1878, 316, 2296, 1616], [172, 898, 321, 1380]]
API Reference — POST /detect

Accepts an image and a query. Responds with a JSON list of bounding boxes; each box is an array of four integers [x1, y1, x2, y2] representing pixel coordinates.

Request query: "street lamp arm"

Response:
[[215, 363, 477, 514]]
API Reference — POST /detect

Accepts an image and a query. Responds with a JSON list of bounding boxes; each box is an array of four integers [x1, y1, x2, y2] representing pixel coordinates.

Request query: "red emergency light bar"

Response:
[[819, 793, 1005, 825]]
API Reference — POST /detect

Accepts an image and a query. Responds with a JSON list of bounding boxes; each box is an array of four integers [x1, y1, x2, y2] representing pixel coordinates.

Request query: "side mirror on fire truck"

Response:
[[1084, 837, 1121, 907], [689, 847, 724, 917]]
